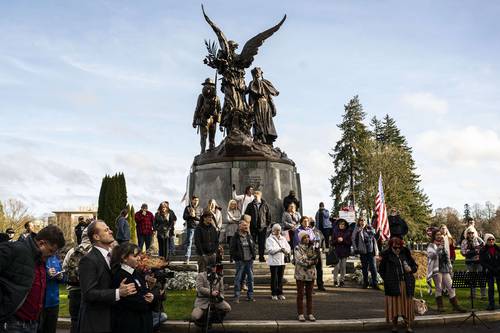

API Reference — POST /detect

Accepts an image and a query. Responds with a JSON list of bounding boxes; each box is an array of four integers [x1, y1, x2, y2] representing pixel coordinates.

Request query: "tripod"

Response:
[[452, 271, 490, 329]]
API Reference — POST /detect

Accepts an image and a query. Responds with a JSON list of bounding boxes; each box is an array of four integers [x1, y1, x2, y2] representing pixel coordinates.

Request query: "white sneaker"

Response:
[[271, 296, 278, 300], [278, 295, 286, 300], [308, 314, 316, 321], [298, 314, 306, 322]]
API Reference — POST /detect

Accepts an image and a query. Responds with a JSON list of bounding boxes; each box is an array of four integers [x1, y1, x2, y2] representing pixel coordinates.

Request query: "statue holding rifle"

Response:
[[193, 78, 221, 154]]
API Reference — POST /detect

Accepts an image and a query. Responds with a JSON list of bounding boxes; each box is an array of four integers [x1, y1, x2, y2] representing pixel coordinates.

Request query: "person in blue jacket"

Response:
[[38, 254, 65, 333]]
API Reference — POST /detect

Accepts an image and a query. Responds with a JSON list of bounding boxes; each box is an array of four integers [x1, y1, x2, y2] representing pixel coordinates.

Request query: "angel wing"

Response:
[[202, 5, 230, 58], [237, 15, 287, 69]]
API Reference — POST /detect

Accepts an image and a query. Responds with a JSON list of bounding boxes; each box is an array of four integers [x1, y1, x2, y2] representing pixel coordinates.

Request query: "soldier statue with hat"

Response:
[[193, 77, 222, 154]]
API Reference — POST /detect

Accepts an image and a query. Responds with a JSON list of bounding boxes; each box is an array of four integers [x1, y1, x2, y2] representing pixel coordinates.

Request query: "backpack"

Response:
[[66, 244, 91, 285]]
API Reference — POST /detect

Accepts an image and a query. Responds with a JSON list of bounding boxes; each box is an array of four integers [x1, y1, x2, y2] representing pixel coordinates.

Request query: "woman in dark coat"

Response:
[[154, 201, 177, 259], [331, 219, 351, 287], [110, 243, 154, 333], [379, 237, 418, 333]]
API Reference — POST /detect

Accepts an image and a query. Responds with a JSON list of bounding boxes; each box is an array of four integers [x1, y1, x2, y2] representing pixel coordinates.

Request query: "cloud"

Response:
[[401, 92, 449, 115], [60, 55, 163, 87], [415, 126, 500, 168]]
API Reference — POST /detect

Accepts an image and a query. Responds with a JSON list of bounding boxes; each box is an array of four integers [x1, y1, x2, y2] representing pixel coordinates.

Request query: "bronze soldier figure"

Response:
[[193, 78, 221, 154]]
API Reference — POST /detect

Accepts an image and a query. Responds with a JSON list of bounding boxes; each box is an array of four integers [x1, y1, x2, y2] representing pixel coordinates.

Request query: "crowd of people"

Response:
[[1, 188, 500, 333]]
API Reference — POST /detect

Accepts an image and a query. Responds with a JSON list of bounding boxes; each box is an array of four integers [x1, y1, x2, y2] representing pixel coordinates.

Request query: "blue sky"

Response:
[[1, 0, 500, 219]]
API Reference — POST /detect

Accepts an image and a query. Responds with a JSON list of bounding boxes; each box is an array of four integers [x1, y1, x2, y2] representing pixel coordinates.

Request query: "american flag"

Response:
[[375, 173, 390, 241]]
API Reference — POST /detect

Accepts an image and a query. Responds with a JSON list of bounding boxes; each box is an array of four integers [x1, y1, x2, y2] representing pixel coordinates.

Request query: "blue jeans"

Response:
[[360, 253, 378, 287], [234, 260, 254, 298], [487, 274, 500, 307], [184, 228, 195, 259], [0, 318, 37, 333], [138, 233, 152, 251]]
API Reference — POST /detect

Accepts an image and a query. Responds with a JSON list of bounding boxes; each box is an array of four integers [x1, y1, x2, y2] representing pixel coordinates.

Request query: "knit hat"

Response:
[[298, 230, 309, 241], [484, 233, 495, 243]]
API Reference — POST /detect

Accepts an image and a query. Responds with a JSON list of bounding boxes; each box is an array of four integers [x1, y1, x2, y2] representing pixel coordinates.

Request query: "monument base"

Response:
[[187, 158, 301, 226]]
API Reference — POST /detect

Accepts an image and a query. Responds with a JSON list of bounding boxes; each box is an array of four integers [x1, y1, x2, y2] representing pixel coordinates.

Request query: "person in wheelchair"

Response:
[[191, 258, 231, 326]]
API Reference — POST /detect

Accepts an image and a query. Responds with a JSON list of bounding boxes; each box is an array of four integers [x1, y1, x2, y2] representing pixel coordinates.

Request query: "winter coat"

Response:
[[194, 222, 219, 256], [265, 234, 291, 266], [230, 231, 256, 261], [379, 248, 417, 297], [388, 215, 408, 239], [0, 236, 42, 322], [479, 244, 500, 277], [111, 266, 153, 333], [294, 244, 319, 281], [134, 210, 155, 235], [44, 255, 65, 308], [154, 211, 177, 238], [183, 205, 203, 229], [115, 216, 131, 242], [332, 227, 352, 258], [427, 243, 452, 280], [460, 236, 484, 264], [315, 208, 332, 229], [352, 225, 379, 256], [245, 199, 272, 232], [194, 272, 225, 310], [225, 209, 241, 237], [281, 211, 301, 231]]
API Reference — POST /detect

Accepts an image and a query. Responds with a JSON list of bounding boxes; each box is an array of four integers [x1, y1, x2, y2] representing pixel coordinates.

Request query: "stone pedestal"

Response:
[[187, 159, 301, 226]]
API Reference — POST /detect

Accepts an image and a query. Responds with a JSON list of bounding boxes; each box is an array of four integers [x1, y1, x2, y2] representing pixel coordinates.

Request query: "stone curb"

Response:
[[57, 310, 500, 332]]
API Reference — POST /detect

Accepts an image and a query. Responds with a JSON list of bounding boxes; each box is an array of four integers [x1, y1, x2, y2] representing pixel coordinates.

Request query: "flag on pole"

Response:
[[375, 173, 390, 241]]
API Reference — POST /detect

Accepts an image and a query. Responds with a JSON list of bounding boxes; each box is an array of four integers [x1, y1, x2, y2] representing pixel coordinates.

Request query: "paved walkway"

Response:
[[225, 282, 386, 320]]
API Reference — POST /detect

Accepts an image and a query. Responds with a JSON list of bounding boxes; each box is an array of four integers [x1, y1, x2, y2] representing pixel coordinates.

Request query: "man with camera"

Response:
[[191, 258, 231, 323]]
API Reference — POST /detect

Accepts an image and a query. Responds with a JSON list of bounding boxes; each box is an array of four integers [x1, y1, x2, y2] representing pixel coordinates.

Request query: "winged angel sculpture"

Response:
[[202, 5, 286, 137]]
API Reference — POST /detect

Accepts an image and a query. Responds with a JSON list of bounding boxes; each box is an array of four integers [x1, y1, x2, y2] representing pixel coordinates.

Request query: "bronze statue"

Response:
[[201, 5, 286, 136], [193, 78, 222, 154], [247, 67, 279, 145]]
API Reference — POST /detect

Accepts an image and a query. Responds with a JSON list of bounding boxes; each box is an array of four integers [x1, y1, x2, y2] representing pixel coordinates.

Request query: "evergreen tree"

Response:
[[463, 203, 471, 221], [97, 173, 128, 234], [128, 205, 137, 244], [363, 115, 431, 240], [330, 96, 371, 215]]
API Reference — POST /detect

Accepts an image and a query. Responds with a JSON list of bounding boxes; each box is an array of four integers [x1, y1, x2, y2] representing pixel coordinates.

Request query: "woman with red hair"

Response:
[[379, 237, 417, 333]]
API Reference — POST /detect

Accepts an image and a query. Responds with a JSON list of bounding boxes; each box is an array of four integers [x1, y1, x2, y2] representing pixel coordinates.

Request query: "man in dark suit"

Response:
[[78, 220, 136, 333]]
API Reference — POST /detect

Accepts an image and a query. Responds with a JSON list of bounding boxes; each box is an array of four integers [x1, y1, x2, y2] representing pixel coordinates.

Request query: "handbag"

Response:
[[326, 246, 339, 266], [271, 236, 291, 263], [413, 277, 428, 315]]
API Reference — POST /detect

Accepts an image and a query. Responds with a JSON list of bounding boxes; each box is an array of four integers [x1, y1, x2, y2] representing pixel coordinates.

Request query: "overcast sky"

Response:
[[1, 0, 500, 220]]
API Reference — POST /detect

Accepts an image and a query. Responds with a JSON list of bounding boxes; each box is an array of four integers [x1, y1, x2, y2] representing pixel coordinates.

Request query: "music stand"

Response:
[[451, 271, 489, 329]]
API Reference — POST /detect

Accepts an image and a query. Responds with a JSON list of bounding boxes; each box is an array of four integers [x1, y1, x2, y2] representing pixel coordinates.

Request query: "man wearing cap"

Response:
[[74, 216, 88, 245], [134, 204, 155, 251], [480, 233, 500, 310], [193, 78, 221, 154], [5, 228, 15, 242]]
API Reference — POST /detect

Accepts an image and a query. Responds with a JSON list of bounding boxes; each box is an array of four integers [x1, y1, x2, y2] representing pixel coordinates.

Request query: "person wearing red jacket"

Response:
[[135, 204, 155, 251]]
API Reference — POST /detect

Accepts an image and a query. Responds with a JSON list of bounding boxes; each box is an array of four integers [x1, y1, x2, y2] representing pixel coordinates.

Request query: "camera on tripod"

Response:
[[152, 268, 175, 286]]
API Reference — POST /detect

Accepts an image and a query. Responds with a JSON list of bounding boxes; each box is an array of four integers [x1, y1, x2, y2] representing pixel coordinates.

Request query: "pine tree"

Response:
[[463, 203, 471, 221], [330, 96, 371, 215]]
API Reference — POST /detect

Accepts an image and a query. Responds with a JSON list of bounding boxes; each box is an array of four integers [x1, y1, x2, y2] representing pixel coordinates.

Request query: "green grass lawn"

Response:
[[58, 287, 196, 320]]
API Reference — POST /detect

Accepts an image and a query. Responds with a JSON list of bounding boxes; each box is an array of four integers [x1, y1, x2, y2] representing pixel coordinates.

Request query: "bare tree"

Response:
[[484, 201, 495, 222], [2, 198, 34, 233]]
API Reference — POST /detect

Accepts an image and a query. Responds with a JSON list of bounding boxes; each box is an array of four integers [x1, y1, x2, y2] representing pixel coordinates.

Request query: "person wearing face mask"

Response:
[[379, 237, 417, 333], [0, 225, 65, 333]]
